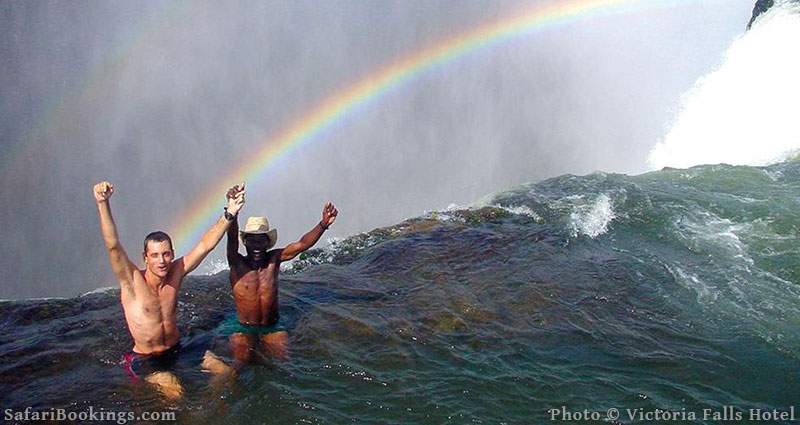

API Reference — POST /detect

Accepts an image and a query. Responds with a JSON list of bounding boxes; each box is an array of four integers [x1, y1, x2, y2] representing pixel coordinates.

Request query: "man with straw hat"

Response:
[[203, 183, 337, 376]]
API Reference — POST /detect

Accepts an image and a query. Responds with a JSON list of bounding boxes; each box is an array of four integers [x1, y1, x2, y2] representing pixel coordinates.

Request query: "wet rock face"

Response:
[[749, 0, 774, 29], [748, 0, 798, 29]]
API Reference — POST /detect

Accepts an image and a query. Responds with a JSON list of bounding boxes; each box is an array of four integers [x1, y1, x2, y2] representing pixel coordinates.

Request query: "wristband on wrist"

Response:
[[223, 207, 235, 221], [319, 221, 330, 230]]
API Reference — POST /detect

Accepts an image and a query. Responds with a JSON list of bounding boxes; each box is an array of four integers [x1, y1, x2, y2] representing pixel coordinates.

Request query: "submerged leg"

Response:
[[202, 333, 256, 375], [201, 333, 256, 388], [259, 331, 289, 361], [201, 350, 236, 376], [229, 332, 257, 366], [144, 371, 183, 400], [201, 350, 237, 389]]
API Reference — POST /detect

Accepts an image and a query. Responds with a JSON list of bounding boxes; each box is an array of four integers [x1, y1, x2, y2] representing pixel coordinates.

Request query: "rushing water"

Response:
[[2, 161, 799, 424]]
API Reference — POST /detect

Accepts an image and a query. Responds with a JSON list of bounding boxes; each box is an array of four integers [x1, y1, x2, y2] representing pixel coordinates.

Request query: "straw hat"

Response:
[[240, 216, 278, 249]]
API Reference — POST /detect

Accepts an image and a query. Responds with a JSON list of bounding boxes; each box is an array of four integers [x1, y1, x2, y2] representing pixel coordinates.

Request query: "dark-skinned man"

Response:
[[202, 186, 337, 377]]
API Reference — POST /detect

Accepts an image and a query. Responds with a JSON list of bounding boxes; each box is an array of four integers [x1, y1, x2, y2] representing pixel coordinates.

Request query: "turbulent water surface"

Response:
[[2, 162, 800, 423]]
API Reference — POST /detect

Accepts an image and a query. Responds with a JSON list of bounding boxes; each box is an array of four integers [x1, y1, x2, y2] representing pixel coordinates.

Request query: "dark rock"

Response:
[[748, 0, 774, 29], [748, 0, 799, 29]]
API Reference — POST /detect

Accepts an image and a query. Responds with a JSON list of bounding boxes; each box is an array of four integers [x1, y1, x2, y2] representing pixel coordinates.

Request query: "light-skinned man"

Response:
[[93, 181, 245, 399]]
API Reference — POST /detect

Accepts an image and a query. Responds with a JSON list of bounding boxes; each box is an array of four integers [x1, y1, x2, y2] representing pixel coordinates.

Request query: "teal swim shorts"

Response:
[[216, 314, 286, 337]]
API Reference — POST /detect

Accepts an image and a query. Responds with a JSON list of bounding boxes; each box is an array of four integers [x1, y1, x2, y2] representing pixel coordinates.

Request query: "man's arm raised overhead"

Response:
[[176, 183, 246, 277], [94, 181, 136, 297], [280, 202, 338, 262], [226, 184, 243, 264]]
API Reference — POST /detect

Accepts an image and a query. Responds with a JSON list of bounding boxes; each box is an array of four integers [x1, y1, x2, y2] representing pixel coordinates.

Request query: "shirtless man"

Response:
[[203, 191, 337, 373], [93, 181, 245, 399]]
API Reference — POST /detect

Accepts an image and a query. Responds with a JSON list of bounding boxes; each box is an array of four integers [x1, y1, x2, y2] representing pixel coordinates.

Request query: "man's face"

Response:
[[143, 240, 175, 278], [243, 234, 271, 251]]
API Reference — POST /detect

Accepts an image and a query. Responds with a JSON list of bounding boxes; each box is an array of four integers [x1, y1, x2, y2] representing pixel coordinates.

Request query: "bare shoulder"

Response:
[[129, 267, 146, 282], [228, 252, 246, 266], [151, 259, 187, 291], [122, 268, 147, 299], [227, 253, 247, 281], [268, 248, 284, 263]]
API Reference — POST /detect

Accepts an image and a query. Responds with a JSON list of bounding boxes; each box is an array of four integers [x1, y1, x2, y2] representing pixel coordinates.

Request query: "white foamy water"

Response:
[[495, 204, 543, 222], [81, 286, 116, 296], [421, 203, 469, 224], [569, 194, 616, 238], [675, 209, 755, 268], [200, 258, 230, 276], [648, 2, 800, 169]]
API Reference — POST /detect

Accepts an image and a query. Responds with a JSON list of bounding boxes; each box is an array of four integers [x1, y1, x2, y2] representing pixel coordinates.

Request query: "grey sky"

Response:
[[0, 1, 753, 298]]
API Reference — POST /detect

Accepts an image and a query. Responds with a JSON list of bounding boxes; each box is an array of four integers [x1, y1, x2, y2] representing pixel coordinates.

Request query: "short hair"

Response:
[[143, 231, 173, 253]]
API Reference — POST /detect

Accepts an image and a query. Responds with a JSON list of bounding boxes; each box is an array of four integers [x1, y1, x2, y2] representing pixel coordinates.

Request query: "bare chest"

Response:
[[124, 283, 179, 320], [233, 263, 279, 294]]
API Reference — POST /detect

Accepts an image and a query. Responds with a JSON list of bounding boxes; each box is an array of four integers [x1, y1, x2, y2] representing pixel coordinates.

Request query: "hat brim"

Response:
[[240, 228, 278, 250]]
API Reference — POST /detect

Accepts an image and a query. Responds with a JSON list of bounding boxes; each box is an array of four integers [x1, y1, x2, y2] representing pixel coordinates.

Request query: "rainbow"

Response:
[[173, 0, 690, 251]]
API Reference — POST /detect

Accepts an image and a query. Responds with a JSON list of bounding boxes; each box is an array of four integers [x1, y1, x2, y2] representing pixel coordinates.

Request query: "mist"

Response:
[[649, 0, 800, 169], [0, 1, 752, 299]]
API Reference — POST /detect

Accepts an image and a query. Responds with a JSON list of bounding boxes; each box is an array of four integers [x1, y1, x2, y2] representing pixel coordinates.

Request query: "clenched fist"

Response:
[[321, 202, 338, 228], [94, 181, 114, 203], [225, 182, 246, 216]]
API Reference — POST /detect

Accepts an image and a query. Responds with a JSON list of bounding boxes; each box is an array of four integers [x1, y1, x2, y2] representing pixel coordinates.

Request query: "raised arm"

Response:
[[94, 182, 136, 293], [280, 202, 338, 261], [178, 183, 245, 275], [226, 206, 240, 262]]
